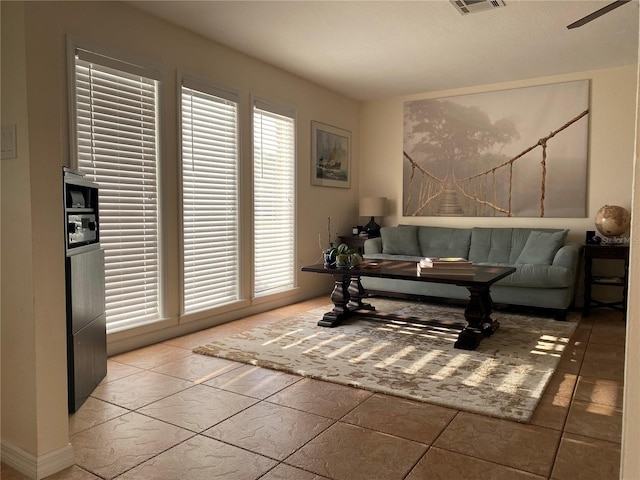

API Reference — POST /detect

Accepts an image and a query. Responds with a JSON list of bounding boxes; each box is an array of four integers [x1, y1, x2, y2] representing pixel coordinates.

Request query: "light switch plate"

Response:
[[1, 124, 17, 160]]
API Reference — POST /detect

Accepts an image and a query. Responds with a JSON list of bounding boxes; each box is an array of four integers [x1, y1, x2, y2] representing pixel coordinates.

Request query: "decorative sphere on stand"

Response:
[[595, 205, 631, 238]]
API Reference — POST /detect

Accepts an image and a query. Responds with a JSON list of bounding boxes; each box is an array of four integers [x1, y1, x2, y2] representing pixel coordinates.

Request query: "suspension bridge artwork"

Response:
[[403, 80, 589, 217]]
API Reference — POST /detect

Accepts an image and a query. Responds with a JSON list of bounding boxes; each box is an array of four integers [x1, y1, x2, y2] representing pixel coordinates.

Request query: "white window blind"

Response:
[[253, 100, 296, 296], [73, 48, 161, 333], [181, 80, 240, 313]]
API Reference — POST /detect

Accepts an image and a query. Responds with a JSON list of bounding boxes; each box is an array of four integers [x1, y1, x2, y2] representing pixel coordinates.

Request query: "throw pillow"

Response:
[[515, 230, 568, 265], [381, 226, 421, 256]]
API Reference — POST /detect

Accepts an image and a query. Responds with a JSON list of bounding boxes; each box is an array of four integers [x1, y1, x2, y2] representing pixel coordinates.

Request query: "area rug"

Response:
[[193, 298, 578, 422]]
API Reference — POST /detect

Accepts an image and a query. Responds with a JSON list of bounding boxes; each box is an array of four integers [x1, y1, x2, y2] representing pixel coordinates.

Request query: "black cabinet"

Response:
[[338, 235, 368, 253], [582, 244, 630, 319], [64, 168, 106, 412]]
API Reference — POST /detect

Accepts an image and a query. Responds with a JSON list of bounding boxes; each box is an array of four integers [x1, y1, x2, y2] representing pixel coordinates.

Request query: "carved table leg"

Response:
[[454, 285, 499, 350], [347, 276, 375, 311], [318, 275, 352, 327]]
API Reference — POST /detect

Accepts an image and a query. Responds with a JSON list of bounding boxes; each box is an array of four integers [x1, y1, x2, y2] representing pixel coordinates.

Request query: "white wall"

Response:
[[1, 0, 39, 457], [621, 41, 640, 479]]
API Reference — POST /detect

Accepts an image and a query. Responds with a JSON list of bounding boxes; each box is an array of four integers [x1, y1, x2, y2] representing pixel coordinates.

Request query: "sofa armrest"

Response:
[[552, 243, 580, 271], [364, 237, 383, 255]]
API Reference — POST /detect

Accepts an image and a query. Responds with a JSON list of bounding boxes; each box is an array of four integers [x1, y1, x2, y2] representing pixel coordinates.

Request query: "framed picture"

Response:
[[311, 121, 351, 188]]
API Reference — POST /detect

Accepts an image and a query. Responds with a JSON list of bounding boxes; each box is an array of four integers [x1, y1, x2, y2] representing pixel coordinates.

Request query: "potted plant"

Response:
[[321, 216, 362, 267], [325, 243, 362, 268]]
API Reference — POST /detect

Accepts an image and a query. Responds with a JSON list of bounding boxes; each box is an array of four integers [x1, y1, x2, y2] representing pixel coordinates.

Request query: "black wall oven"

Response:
[[63, 167, 106, 412]]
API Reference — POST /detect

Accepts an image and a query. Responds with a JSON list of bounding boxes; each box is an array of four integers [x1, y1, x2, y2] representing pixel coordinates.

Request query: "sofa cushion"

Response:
[[468, 228, 525, 263], [469, 227, 567, 264], [381, 226, 421, 256], [414, 226, 472, 259], [515, 230, 568, 265], [474, 262, 574, 288]]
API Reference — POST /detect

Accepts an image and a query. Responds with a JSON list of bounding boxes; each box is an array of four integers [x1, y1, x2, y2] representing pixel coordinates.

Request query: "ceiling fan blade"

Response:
[[567, 0, 631, 29]]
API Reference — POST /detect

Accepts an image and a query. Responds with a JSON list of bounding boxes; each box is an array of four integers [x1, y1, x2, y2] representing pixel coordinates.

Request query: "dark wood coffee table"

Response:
[[301, 260, 515, 350]]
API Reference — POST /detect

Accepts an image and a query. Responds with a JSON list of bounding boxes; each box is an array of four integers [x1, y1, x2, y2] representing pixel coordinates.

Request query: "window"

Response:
[[73, 47, 161, 333], [180, 78, 240, 313], [253, 99, 296, 296]]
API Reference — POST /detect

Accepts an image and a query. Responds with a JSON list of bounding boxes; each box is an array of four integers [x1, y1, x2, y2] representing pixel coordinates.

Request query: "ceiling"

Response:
[[129, 0, 639, 101]]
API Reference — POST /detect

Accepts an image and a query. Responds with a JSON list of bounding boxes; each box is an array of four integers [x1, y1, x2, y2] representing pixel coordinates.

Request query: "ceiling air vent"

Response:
[[451, 0, 506, 15]]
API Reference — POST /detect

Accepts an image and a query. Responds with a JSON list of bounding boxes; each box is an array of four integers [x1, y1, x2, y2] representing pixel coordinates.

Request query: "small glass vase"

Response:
[[323, 251, 336, 268]]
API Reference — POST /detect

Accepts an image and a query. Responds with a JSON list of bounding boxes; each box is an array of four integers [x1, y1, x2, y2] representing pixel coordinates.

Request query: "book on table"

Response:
[[418, 257, 473, 268], [417, 257, 474, 277]]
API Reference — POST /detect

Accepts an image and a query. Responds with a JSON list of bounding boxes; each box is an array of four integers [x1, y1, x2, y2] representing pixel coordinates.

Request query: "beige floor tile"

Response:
[[570, 324, 592, 343], [543, 371, 578, 399], [579, 356, 625, 381], [100, 360, 143, 385], [91, 370, 192, 409], [583, 341, 626, 360], [555, 343, 585, 374], [551, 433, 621, 480], [277, 299, 330, 316], [201, 312, 290, 338], [529, 393, 571, 430], [69, 397, 129, 435], [1, 463, 29, 480], [433, 412, 561, 477], [163, 312, 284, 349], [204, 364, 301, 399], [161, 326, 233, 350], [109, 342, 192, 370], [137, 384, 258, 432], [406, 447, 545, 480], [44, 465, 101, 479], [204, 402, 334, 460], [286, 422, 427, 480], [115, 435, 277, 480], [574, 376, 624, 408], [150, 352, 242, 382], [14, 298, 625, 480], [589, 320, 627, 346], [564, 400, 622, 443], [260, 463, 330, 480], [342, 393, 457, 444], [72, 412, 193, 479], [268, 377, 372, 419]]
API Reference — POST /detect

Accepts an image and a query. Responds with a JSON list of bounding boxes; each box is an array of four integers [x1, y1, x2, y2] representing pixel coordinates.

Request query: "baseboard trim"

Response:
[[1, 439, 74, 479]]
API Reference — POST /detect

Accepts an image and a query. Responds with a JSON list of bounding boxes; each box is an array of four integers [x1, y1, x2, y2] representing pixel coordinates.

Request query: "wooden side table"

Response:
[[338, 235, 368, 253], [582, 244, 630, 319]]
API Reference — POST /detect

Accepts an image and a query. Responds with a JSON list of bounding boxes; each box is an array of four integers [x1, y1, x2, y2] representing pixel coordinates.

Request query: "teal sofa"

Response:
[[362, 225, 581, 317]]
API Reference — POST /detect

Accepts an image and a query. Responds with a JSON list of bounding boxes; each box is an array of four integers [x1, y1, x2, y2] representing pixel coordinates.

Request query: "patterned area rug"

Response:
[[194, 298, 578, 422]]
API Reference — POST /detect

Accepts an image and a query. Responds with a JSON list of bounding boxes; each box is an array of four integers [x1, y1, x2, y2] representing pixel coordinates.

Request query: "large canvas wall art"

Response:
[[403, 80, 589, 217]]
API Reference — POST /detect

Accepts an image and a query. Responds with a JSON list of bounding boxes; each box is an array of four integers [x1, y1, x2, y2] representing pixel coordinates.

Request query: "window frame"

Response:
[[251, 96, 298, 299], [178, 73, 243, 316], [68, 38, 165, 334]]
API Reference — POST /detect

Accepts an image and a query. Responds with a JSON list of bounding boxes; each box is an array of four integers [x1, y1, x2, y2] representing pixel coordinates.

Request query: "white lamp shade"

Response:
[[359, 197, 386, 217]]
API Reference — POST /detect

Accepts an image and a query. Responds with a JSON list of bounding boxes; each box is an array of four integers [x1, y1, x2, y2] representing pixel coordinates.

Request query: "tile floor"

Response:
[[2, 297, 626, 480]]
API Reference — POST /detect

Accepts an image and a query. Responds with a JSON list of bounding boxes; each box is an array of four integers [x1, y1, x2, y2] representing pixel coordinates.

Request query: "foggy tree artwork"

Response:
[[403, 80, 589, 217]]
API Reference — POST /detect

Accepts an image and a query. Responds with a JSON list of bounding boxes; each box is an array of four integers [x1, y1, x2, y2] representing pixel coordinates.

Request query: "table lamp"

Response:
[[359, 197, 386, 237]]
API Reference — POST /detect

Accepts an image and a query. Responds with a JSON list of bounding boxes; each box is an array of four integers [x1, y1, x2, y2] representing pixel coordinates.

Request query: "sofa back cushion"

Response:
[[408, 226, 472, 259], [468, 227, 568, 264], [381, 226, 421, 256], [515, 230, 569, 265]]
